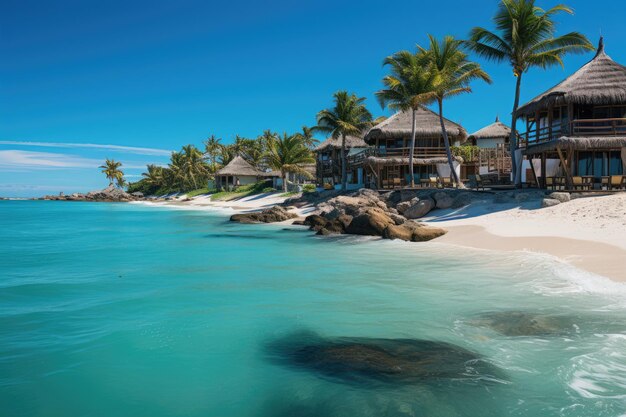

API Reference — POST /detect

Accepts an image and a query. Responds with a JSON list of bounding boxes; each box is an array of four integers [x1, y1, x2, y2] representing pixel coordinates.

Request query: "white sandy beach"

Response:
[[424, 193, 626, 282]]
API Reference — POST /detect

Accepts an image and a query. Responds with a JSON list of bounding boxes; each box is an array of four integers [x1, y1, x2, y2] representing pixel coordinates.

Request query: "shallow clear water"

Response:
[[1, 200, 625, 417]]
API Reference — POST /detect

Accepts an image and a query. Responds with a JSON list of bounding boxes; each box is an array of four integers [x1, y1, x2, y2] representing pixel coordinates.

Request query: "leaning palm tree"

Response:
[[265, 133, 315, 192], [316, 91, 373, 191], [419, 35, 491, 187], [99, 159, 124, 187], [294, 126, 320, 149], [376, 50, 437, 187], [465, 0, 593, 184]]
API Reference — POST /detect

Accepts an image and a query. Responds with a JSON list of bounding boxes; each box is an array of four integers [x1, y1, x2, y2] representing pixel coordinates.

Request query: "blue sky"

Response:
[[2, 0, 624, 196]]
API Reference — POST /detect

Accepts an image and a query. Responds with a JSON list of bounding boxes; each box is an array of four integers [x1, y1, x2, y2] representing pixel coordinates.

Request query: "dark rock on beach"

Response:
[[292, 189, 448, 241], [230, 206, 297, 224], [266, 332, 504, 385]]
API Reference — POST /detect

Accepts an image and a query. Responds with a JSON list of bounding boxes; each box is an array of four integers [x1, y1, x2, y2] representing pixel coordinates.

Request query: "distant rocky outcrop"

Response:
[[41, 185, 142, 202], [230, 206, 298, 224]]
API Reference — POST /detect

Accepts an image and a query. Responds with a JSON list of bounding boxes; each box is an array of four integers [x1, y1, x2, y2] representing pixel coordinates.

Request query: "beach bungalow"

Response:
[[517, 38, 626, 190], [466, 117, 513, 179], [314, 135, 368, 189], [214, 155, 278, 191], [355, 106, 467, 189]]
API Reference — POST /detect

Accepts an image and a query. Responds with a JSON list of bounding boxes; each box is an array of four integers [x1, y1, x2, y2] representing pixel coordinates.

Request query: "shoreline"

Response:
[[140, 191, 626, 284], [31, 190, 625, 284]]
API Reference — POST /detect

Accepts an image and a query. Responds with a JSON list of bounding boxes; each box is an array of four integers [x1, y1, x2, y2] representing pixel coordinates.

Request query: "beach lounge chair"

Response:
[[601, 176, 610, 190], [546, 177, 556, 190], [442, 177, 453, 188], [610, 175, 625, 190], [572, 176, 584, 191], [393, 177, 402, 188], [428, 175, 439, 188]]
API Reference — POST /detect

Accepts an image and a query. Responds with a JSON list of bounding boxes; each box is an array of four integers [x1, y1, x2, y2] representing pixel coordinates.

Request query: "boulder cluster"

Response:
[[299, 189, 450, 242], [41, 185, 143, 202]]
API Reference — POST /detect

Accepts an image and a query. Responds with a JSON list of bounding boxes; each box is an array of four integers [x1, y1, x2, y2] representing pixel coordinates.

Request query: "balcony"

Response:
[[520, 118, 626, 148], [348, 147, 448, 165]]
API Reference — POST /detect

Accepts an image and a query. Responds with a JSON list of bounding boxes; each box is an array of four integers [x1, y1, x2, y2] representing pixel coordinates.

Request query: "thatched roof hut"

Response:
[[517, 38, 626, 117], [364, 106, 467, 143], [215, 155, 263, 177], [468, 116, 511, 141], [314, 135, 367, 152]]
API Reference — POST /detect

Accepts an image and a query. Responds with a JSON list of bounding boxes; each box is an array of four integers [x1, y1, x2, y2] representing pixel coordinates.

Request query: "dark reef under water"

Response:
[[265, 331, 505, 386]]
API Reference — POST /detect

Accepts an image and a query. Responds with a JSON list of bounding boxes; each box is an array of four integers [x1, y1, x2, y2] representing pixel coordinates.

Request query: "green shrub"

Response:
[[302, 184, 316, 193], [262, 187, 277, 193]]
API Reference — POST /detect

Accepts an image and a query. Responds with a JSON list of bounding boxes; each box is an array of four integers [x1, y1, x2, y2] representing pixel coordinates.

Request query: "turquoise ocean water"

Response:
[[1, 200, 625, 417]]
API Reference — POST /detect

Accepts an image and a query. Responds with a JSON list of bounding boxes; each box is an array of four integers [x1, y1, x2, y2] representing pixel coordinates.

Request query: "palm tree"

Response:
[[180, 144, 209, 190], [316, 91, 373, 191], [376, 50, 437, 187], [217, 144, 236, 166], [203, 135, 222, 173], [419, 35, 491, 187], [265, 133, 315, 192], [142, 164, 164, 186], [99, 159, 124, 187], [294, 126, 320, 149], [465, 0, 593, 185]]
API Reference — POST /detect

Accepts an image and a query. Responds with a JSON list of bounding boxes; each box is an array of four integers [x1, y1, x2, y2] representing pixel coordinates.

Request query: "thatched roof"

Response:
[[365, 156, 463, 167], [523, 135, 626, 154], [517, 38, 626, 116], [215, 155, 263, 177], [314, 135, 367, 152], [364, 106, 467, 143], [469, 116, 511, 140]]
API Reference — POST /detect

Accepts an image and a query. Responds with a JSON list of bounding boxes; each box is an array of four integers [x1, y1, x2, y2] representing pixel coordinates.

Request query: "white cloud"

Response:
[[0, 150, 147, 170], [0, 140, 173, 156]]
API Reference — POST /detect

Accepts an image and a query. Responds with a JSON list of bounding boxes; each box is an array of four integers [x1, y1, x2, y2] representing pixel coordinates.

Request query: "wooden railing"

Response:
[[520, 118, 626, 148], [571, 118, 626, 136], [347, 147, 448, 164]]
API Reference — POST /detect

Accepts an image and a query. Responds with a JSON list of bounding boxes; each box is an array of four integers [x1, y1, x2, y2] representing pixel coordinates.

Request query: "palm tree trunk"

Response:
[[282, 171, 288, 192], [408, 108, 417, 188], [340, 133, 347, 191], [438, 99, 461, 187], [510, 74, 522, 186]]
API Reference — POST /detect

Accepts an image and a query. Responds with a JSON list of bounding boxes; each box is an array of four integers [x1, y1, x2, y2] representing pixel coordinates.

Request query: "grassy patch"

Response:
[[279, 191, 299, 197], [186, 187, 213, 197], [209, 181, 272, 201]]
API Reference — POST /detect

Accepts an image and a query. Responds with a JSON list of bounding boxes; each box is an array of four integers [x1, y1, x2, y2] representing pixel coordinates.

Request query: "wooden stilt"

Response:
[[529, 155, 541, 189], [556, 146, 573, 190]]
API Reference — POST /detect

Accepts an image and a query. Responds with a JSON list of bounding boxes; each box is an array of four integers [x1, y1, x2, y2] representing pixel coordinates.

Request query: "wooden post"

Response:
[[548, 104, 553, 141], [556, 146, 573, 190], [540, 152, 547, 189]]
